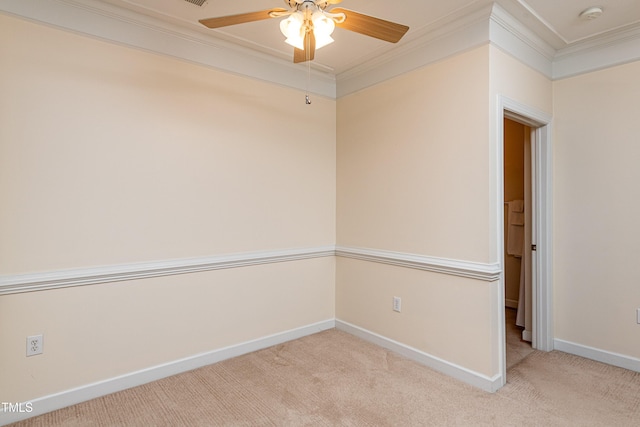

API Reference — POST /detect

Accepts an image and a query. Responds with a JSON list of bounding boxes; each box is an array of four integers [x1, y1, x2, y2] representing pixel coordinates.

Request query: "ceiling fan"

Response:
[[198, 0, 410, 64]]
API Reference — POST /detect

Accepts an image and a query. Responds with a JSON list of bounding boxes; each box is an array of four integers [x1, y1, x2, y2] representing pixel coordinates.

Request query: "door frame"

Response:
[[496, 96, 553, 384]]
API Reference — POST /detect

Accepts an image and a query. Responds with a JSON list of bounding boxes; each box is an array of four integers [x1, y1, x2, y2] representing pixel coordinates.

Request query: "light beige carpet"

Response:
[[10, 329, 640, 426]]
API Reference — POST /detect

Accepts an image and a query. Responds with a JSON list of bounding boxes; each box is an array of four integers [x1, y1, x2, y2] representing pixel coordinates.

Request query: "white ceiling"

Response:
[[78, 0, 640, 74]]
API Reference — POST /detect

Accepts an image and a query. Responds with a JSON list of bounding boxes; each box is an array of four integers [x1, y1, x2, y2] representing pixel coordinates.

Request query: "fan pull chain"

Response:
[[305, 29, 311, 105], [305, 61, 311, 105]]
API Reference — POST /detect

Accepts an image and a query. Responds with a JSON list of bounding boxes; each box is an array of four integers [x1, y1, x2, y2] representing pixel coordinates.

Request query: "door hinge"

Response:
[[531, 244, 537, 251]]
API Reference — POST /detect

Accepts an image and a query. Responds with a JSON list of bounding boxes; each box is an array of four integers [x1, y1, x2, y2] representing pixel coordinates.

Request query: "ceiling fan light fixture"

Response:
[[314, 33, 334, 49], [199, 2, 409, 64], [285, 35, 305, 50], [312, 10, 335, 49], [280, 12, 305, 48]]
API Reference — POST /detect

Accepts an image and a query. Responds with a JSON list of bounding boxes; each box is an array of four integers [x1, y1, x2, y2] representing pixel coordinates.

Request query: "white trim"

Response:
[[554, 339, 640, 373], [0, 245, 502, 295], [335, 246, 501, 282], [489, 3, 554, 78], [0, 0, 336, 98], [0, 246, 335, 295], [553, 24, 640, 80], [533, 119, 554, 352], [498, 96, 554, 351], [336, 320, 502, 392], [500, 97, 553, 128], [0, 319, 336, 425], [2, 0, 639, 100], [336, 2, 494, 97], [496, 95, 553, 391]]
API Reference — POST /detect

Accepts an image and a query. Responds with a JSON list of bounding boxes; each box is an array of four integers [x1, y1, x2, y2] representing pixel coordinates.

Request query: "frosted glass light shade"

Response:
[[280, 10, 336, 51], [312, 11, 335, 49], [285, 36, 305, 49], [280, 13, 304, 49]]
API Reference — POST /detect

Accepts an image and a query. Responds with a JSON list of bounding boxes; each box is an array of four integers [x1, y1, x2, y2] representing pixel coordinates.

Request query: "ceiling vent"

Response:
[[184, 0, 207, 7]]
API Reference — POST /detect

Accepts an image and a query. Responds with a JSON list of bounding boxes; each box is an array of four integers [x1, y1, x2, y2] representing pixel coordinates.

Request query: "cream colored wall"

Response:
[[336, 46, 497, 377], [489, 46, 553, 264], [0, 15, 335, 274], [553, 60, 640, 359], [0, 14, 336, 402], [335, 45, 555, 379], [336, 258, 495, 375], [489, 45, 552, 369], [6, 5, 637, 406], [0, 259, 335, 402], [338, 46, 491, 263], [489, 47, 553, 115]]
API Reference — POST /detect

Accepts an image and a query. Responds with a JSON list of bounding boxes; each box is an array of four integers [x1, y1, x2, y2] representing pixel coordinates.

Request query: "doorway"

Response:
[[503, 117, 534, 368], [497, 96, 553, 385]]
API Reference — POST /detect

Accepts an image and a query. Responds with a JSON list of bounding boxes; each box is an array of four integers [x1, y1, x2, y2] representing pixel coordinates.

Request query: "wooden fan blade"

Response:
[[331, 8, 409, 43], [199, 8, 287, 29], [293, 31, 316, 63], [327, 0, 343, 3]]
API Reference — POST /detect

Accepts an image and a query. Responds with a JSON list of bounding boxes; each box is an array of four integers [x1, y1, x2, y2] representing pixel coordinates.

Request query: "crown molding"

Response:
[[336, 2, 494, 97], [336, 2, 559, 97], [336, 1, 640, 96], [0, 0, 336, 98], [489, 2, 554, 77], [2, 0, 639, 98], [552, 23, 640, 80]]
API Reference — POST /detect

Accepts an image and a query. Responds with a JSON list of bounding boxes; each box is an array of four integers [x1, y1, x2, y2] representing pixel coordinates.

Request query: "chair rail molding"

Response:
[[335, 246, 501, 281], [0, 246, 336, 295], [1, 245, 503, 295]]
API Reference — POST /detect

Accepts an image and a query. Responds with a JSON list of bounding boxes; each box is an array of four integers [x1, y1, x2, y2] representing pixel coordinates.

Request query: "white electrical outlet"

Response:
[[26, 334, 43, 356], [393, 296, 401, 313]]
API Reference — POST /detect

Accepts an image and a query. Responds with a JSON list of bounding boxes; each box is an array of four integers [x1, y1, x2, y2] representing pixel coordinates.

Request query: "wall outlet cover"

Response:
[[27, 334, 43, 356], [393, 296, 402, 312]]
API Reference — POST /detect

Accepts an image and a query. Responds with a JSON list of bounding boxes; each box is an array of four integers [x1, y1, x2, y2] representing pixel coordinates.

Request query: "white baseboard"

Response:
[[2, 318, 511, 425], [0, 319, 335, 426], [554, 339, 640, 373], [335, 319, 502, 393]]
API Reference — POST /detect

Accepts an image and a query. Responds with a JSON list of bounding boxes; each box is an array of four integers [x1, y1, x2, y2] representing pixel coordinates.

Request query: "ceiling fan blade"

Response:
[[331, 8, 409, 43], [327, 0, 343, 3], [199, 8, 287, 29], [293, 31, 316, 63]]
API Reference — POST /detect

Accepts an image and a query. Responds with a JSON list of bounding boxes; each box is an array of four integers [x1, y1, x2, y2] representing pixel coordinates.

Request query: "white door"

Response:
[[518, 127, 537, 346]]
